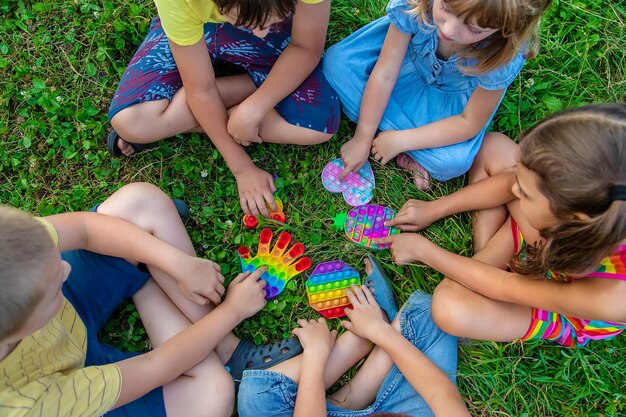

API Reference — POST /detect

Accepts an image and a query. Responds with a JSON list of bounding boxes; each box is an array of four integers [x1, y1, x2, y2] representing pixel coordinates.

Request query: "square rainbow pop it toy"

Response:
[[238, 228, 311, 298], [306, 260, 361, 319], [332, 204, 400, 249], [321, 159, 375, 206]]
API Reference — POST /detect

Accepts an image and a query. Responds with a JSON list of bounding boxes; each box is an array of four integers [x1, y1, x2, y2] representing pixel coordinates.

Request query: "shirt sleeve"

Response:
[[386, 0, 420, 35], [35, 218, 59, 247], [476, 50, 526, 90], [154, 0, 205, 46]]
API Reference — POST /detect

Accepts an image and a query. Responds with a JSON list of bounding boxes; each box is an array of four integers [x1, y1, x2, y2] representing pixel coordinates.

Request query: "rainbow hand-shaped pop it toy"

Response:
[[306, 261, 360, 319], [243, 196, 286, 228], [322, 159, 375, 206], [238, 228, 311, 298], [332, 204, 400, 249]]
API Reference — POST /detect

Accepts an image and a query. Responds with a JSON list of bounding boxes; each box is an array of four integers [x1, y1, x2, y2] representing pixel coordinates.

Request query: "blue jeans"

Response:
[[237, 292, 458, 417]]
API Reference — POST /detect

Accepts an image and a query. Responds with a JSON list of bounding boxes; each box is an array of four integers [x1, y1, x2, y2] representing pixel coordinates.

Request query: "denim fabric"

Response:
[[238, 292, 457, 417]]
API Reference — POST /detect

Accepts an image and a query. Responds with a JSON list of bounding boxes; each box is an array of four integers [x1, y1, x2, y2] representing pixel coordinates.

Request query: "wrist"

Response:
[[241, 93, 271, 120], [369, 322, 397, 346], [302, 349, 330, 366], [231, 161, 256, 177]]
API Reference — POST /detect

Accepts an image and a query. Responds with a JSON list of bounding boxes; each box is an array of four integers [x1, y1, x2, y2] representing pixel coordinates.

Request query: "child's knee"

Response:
[[432, 279, 471, 336], [110, 107, 158, 143], [188, 363, 235, 417], [100, 183, 173, 223]]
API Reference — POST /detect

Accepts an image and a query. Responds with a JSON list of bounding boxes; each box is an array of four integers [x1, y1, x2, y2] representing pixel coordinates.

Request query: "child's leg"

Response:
[[111, 75, 256, 155], [467, 132, 518, 251], [97, 183, 237, 416], [432, 219, 532, 341]]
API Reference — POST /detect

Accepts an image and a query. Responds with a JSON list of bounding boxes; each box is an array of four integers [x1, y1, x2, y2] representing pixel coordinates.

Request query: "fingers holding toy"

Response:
[[341, 285, 388, 341], [225, 267, 268, 320], [373, 234, 423, 265], [292, 317, 337, 359], [371, 131, 402, 165], [385, 199, 439, 231], [339, 136, 371, 180], [235, 165, 277, 217]]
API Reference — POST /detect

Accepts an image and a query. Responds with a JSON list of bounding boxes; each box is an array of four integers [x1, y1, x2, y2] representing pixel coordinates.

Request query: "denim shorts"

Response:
[[109, 17, 340, 134], [61, 208, 166, 417], [237, 292, 458, 417]]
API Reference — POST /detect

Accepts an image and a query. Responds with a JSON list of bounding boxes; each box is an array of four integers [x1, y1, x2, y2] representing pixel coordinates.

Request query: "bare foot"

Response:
[[396, 154, 431, 191]]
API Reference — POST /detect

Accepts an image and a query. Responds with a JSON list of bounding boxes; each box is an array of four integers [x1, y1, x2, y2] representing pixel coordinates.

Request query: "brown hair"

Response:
[[409, 0, 552, 73], [511, 103, 626, 276], [0, 206, 56, 340], [214, 0, 296, 28]]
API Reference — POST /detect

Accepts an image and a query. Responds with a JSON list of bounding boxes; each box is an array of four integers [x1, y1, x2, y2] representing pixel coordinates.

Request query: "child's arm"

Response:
[[386, 170, 517, 231], [371, 86, 505, 165], [378, 233, 626, 323], [46, 211, 224, 305], [341, 286, 470, 417], [292, 318, 337, 417], [339, 24, 412, 180], [227, 1, 330, 144], [113, 268, 267, 408], [169, 40, 277, 218]]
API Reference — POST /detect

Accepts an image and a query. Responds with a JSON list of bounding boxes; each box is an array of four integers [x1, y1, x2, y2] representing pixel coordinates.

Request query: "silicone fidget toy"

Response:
[[238, 228, 311, 298], [321, 159, 375, 206], [243, 197, 286, 229], [306, 261, 360, 319], [332, 204, 400, 249]]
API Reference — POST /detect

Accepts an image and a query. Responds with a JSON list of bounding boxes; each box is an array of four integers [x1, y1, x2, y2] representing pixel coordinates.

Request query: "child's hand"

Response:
[[341, 285, 389, 343], [234, 165, 278, 217], [227, 104, 264, 146], [371, 130, 403, 165], [174, 256, 225, 306], [373, 233, 424, 265], [292, 318, 337, 361], [223, 267, 268, 321], [385, 199, 441, 231], [339, 136, 372, 180]]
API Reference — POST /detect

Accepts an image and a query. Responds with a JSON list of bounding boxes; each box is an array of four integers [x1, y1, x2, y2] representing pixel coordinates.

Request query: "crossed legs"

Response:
[[97, 183, 238, 417], [110, 74, 332, 156]]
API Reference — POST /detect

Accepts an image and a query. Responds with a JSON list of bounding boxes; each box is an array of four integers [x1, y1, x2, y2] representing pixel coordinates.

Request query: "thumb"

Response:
[[190, 292, 209, 306], [373, 235, 394, 246], [231, 271, 251, 286], [330, 329, 338, 340]]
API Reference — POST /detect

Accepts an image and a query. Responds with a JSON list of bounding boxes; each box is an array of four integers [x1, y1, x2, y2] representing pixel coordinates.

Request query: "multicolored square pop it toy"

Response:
[[243, 196, 286, 228], [238, 228, 311, 298], [321, 159, 375, 206], [306, 261, 360, 319], [332, 204, 400, 249]]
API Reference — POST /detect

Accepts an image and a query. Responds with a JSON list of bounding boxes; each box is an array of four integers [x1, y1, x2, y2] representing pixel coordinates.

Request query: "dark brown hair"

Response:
[[214, 0, 297, 28], [511, 103, 626, 276], [0, 206, 56, 340], [410, 0, 552, 73]]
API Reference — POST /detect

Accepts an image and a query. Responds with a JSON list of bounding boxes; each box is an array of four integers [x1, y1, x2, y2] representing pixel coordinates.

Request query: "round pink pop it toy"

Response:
[[321, 159, 375, 206], [332, 204, 400, 249]]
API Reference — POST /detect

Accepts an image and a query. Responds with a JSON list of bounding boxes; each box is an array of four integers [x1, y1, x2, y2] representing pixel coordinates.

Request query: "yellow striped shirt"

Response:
[[0, 219, 122, 416]]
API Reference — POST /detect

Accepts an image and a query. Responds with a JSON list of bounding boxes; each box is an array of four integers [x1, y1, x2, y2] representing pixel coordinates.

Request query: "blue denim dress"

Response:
[[323, 0, 526, 181]]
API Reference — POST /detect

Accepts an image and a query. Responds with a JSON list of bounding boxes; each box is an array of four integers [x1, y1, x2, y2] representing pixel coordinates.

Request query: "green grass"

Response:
[[1, 0, 625, 415]]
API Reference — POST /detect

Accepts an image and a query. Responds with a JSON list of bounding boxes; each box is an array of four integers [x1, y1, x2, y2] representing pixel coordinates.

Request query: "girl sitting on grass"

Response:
[[379, 103, 626, 347], [324, 0, 551, 190]]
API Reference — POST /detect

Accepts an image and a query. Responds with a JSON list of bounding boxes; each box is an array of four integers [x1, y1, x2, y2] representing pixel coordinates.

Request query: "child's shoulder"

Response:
[[0, 300, 122, 417], [472, 49, 526, 91], [386, 0, 430, 37]]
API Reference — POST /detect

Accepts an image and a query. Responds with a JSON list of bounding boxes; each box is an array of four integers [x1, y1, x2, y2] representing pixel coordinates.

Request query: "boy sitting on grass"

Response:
[[0, 182, 298, 417]]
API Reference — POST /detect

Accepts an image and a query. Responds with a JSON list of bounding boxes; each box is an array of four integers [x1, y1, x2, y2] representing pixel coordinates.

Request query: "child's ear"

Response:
[[572, 211, 591, 221]]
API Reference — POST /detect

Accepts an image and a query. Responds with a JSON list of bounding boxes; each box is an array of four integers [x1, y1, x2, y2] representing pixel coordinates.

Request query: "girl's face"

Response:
[[432, 0, 499, 45], [512, 164, 560, 231]]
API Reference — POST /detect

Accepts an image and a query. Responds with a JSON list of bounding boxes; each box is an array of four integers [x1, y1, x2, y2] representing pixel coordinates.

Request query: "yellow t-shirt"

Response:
[[0, 219, 122, 417], [155, 0, 326, 46]]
